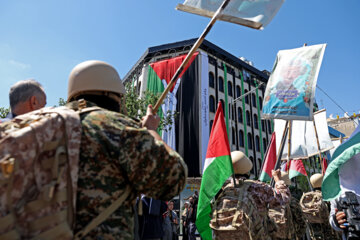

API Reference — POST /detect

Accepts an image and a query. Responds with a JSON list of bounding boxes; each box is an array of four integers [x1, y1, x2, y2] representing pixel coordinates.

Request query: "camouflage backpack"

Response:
[[300, 190, 328, 224], [268, 203, 295, 240], [210, 179, 273, 240], [0, 106, 81, 239], [0, 102, 131, 240]]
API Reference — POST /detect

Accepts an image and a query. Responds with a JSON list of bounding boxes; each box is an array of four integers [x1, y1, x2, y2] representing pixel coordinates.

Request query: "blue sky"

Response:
[[0, 0, 358, 117]]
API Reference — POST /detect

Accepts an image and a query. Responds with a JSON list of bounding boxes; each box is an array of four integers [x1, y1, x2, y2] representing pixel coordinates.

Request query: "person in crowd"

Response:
[[66, 60, 187, 239], [1, 79, 46, 122], [186, 195, 198, 240], [162, 200, 179, 240], [137, 195, 167, 240], [181, 201, 189, 240]]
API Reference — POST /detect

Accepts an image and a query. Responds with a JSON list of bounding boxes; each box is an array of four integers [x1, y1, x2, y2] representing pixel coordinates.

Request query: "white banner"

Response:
[[176, 0, 285, 29], [275, 109, 334, 160]]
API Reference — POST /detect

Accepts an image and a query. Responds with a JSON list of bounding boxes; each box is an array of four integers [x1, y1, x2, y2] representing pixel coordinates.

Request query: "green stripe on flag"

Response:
[[223, 63, 229, 139], [147, 65, 164, 135], [322, 132, 360, 201], [196, 155, 233, 240], [239, 71, 248, 156], [259, 171, 271, 182]]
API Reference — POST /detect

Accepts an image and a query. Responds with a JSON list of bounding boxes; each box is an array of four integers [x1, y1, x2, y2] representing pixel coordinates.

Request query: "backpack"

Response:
[[210, 179, 273, 240], [0, 102, 131, 239], [268, 203, 295, 239], [300, 191, 328, 224], [289, 197, 306, 240], [0, 106, 81, 239]]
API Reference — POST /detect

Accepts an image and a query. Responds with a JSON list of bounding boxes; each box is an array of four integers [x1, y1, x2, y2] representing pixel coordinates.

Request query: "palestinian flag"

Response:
[[196, 102, 233, 240], [322, 125, 360, 201], [259, 132, 277, 182], [147, 52, 199, 150], [288, 159, 308, 179]]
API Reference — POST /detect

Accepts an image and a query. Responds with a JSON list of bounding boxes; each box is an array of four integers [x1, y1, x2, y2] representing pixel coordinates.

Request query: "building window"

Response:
[[250, 156, 254, 174], [263, 138, 267, 153], [220, 99, 225, 112], [261, 120, 266, 132], [254, 114, 258, 129], [246, 111, 251, 126], [259, 96, 263, 110], [228, 81, 233, 97], [210, 120, 214, 135], [239, 130, 244, 147], [232, 127, 236, 145], [267, 120, 272, 134], [236, 85, 241, 98], [209, 95, 215, 113], [232, 105, 235, 121], [219, 77, 224, 92], [209, 72, 215, 88], [255, 135, 260, 151], [252, 93, 257, 108], [258, 158, 262, 172], [245, 89, 249, 104], [248, 133, 253, 150], [237, 107, 243, 123]]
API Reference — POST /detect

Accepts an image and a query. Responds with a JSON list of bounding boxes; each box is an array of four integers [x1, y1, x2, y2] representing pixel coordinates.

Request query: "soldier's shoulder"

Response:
[[83, 107, 141, 128]]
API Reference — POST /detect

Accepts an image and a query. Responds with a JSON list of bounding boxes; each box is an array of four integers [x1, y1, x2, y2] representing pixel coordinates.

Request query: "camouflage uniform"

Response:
[[211, 178, 290, 240], [70, 101, 187, 240]]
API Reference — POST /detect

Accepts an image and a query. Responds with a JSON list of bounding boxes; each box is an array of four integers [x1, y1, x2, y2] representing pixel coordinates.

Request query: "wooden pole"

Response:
[[286, 120, 292, 172], [153, 0, 231, 113], [270, 120, 289, 187]]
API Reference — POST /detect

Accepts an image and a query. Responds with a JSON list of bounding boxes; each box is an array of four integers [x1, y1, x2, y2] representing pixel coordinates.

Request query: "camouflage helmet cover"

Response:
[[67, 60, 125, 102], [231, 151, 253, 175]]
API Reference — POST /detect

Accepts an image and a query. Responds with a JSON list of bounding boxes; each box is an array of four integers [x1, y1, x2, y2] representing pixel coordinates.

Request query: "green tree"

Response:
[[125, 83, 177, 131], [0, 107, 10, 118], [58, 98, 66, 106]]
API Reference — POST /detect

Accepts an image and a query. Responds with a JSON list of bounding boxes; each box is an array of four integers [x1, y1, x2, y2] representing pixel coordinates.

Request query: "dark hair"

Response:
[[74, 94, 120, 112], [9, 79, 44, 110]]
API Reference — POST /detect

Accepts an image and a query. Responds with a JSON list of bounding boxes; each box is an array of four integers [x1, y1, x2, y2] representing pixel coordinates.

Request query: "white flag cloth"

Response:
[[176, 0, 285, 29], [275, 109, 334, 160]]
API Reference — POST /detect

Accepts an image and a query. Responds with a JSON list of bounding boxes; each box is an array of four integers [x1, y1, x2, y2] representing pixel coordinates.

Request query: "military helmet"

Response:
[[231, 151, 253, 175], [67, 60, 125, 102], [310, 173, 323, 189], [280, 171, 291, 186]]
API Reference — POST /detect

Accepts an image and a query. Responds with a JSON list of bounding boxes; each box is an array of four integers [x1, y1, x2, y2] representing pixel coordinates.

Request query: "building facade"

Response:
[[124, 38, 272, 178]]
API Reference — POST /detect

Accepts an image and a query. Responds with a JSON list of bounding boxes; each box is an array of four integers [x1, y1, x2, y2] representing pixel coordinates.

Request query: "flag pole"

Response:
[[270, 120, 289, 187], [286, 120, 292, 172], [312, 119, 324, 174], [153, 0, 231, 113]]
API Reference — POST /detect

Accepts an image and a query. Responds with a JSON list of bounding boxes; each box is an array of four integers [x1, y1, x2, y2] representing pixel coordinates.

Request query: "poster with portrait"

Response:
[[262, 44, 326, 120]]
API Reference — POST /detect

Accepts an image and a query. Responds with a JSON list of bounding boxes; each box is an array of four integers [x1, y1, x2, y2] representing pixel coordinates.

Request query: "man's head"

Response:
[[279, 58, 308, 86], [183, 201, 189, 208], [9, 79, 46, 116], [67, 60, 126, 114], [231, 151, 253, 177]]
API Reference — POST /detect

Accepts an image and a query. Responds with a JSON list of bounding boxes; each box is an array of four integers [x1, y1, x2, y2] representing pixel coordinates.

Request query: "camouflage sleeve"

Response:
[[119, 126, 188, 201], [257, 180, 290, 208]]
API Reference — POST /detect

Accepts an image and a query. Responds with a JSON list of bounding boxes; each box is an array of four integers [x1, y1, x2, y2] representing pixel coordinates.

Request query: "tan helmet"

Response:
[[280, 171, 291, 186], [67, 60, 125, 102], [310, 173, 323, 189], [231, 151, 253, 175]]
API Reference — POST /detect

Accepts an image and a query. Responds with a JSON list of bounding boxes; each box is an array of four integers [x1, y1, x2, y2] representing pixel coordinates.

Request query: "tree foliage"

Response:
[[0, 107, 10, 118], [125, 83, 177, 131]]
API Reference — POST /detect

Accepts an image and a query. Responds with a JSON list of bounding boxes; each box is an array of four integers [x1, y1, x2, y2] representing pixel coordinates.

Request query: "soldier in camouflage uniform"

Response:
[[210, 151, 291, 240], [66, 60, 188, 240], [303, 173, 341, 240]]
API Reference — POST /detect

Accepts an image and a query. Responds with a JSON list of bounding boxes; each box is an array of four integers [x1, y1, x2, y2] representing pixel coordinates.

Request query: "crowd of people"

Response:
[[0, 59, 359, 240]]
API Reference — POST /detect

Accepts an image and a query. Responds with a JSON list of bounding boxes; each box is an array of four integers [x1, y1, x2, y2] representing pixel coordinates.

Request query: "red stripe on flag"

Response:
[[205, 102, 231, 159]]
